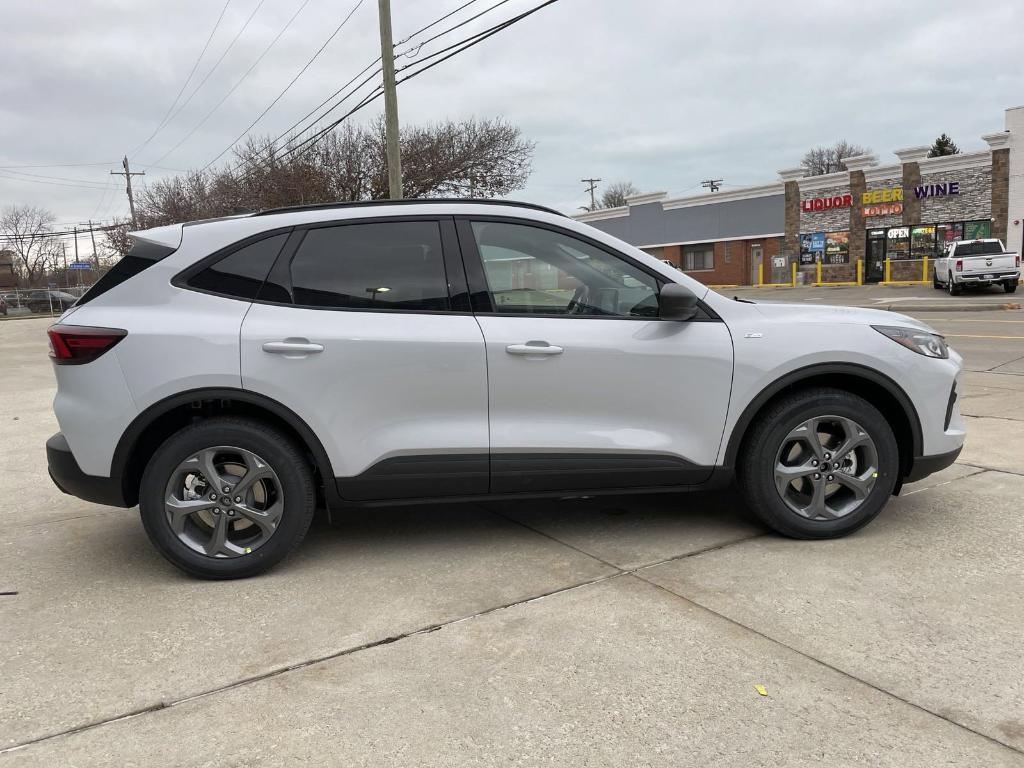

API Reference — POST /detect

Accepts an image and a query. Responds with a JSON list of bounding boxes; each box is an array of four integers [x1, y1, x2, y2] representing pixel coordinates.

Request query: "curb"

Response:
[[876, 303, 1021, 313]]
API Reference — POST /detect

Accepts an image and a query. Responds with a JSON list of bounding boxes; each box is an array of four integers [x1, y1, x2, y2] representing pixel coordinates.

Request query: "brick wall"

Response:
[[918, 165, 991, 222], [675, 236, 784, 286], [799, 184, 851, 232]]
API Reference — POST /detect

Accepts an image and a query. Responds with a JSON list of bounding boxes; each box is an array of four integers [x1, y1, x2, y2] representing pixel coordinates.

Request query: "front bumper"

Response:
[[46, 432, 129, 507]]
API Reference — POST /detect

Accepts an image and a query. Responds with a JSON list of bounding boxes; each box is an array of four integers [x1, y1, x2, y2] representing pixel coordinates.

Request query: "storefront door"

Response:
[[866, 235, 885, 283]]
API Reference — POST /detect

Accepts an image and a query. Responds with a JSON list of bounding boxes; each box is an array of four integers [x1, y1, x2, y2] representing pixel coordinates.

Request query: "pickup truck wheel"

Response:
[[932, 269, 942, 289], [139, 417, 316, 579], [947, 278, 962, 296], [738, 388, 899, 539], [1005, 280, 1018, 294]]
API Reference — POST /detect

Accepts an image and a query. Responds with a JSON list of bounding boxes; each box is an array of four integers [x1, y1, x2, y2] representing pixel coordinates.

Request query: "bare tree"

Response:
[[102, 218, 134, 260], [136, 116, 535, 228], [800, 140, 871, 176], [600, 181, 638, 209], [0, 205, 61, 286]]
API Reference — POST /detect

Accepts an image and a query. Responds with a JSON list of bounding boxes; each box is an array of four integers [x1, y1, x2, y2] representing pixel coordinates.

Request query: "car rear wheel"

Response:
[[139, 417, 315, 579], [948, 278, 962, 296], [1005, 280, 1018, 294], [738, 388, 899, 539]]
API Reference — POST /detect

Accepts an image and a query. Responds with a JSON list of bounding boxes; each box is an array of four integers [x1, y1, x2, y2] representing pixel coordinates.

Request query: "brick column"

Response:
[[894, 146, 929, 226], [846, 170, 866, 267], [989, 146, 1010, 244], [778, 167, 804, 263]]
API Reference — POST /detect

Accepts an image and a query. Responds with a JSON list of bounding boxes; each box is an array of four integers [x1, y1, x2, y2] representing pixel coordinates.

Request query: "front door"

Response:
[[241, 217, 489, 501], [866, 236, 885, 282], [458, 218, 734, 494]]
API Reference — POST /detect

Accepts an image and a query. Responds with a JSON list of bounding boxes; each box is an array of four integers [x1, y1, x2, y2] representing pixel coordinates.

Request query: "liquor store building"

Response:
[[575, 106, 1022, 286]]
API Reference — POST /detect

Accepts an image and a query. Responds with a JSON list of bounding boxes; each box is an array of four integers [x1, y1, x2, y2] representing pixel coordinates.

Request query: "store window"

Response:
[[964, 220, 992, 240], [935, 223, 963, 248], [886, 227, 910, 260], [823, 231, 850, 264], [683, 244, 714, 271], [910, 226, 936, 259]]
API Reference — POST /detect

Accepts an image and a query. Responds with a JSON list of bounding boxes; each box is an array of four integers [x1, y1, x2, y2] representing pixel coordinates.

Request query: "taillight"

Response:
[[47, 325, 126, 365], [1017, 256, 1020, 268], [955, 259, 963, 272]]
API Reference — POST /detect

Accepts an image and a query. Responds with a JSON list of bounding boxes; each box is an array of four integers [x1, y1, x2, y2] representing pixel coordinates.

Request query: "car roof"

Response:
[[250, 198, 566, 219]]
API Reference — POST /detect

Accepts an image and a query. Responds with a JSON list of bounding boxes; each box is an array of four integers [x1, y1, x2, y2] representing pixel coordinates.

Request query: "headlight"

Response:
[[873, 325, 949, 358]]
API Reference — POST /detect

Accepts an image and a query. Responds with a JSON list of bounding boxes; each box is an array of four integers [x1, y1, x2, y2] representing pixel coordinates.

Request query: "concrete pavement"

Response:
[[2, 314, 1023, 766], [723, 282, 1021, 312]]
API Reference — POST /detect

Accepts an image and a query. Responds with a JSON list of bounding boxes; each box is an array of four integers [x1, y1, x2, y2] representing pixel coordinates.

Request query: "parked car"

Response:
[[26, 289, 78, 314], [933, 238, 1020, 295], [46, 200, 966, 579]]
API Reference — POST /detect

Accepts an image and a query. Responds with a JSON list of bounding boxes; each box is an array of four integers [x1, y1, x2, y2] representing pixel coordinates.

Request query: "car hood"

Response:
[[752, 301, 937, 333]]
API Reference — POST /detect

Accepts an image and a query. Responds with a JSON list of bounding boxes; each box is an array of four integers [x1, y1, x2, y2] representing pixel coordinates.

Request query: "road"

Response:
[[1, 311, 1023, 766]]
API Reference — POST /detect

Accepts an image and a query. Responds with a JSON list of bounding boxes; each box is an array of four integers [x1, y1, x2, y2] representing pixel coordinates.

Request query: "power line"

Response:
[[0, 171, 110, 191], [0, 161, 114, 170], [129, 0, 233, 160], [213, 0, 515, 178], [282, 0, 563, 163], [394, 0, 483, 45], [394, 0, 512, 59], [0, 167, 109, 187], [148, 0, 313, 167], [201, 0, 366, 171], [151, 0, 270, 148]]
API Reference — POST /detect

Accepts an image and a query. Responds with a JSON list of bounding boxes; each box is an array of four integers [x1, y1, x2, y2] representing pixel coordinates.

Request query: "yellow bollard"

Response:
[[922, 256, 929, 283], [757, 263, 763, 286], [815, 260, 822, 286], [884, 258, 891, 283], [791, 261, 797, 287], [856, 259, 863, 285]]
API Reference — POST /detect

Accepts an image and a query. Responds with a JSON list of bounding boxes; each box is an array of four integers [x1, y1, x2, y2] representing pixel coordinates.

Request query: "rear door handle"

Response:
[[506, 341, 563, 356], [262, 340, 324, 355]]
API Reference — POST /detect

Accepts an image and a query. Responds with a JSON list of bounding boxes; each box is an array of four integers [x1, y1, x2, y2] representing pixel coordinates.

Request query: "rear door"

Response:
[[457, 217, 734, 494], [240, 216, 489, 501]]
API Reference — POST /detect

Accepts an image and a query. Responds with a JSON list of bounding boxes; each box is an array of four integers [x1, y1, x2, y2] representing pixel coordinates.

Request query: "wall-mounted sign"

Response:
[[799, 231, 825, 264], [801, 193, 852, 212], [914, 181, 960, 199], [887, 227, 910, 239], [861, 187, 902, 205], [824, 231, 850, 264], [863, 203, 903, 217]]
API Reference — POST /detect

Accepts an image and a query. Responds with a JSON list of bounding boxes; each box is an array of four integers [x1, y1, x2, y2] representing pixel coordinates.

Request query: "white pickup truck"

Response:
[[933, 238, 1020, 295]]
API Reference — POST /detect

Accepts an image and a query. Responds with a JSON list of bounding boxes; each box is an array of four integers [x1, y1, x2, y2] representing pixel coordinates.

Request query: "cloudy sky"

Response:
[[1, 0, 1022, 228]]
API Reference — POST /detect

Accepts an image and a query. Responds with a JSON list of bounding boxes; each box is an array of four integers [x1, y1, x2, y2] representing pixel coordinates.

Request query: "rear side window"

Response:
[[288, 221, 449, 311], [188, 233, 289, 300], [77, 239, 178, 306]]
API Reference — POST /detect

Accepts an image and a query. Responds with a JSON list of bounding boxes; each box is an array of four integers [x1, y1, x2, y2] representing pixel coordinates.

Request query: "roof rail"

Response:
[[252, 198, 566, 218]]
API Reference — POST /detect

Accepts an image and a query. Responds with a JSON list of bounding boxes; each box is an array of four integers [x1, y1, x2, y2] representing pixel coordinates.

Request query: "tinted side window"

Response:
[[289, 221, 449, 311], [471, 221, 659, 317], [189, 233, 289, 299]]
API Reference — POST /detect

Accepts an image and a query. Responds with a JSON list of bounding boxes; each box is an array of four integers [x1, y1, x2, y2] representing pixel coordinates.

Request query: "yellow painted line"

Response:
[[943, 333, 1024, 340], [931, 318, 1024, 324]]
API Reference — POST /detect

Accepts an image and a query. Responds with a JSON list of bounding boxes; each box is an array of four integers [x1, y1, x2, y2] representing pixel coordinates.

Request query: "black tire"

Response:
[[932, 268, 942, 289], [737, 388, 899, 539], [948, 278, 962, 296], [139, 417, 316, 579], [1005, 280, 1018, 294]]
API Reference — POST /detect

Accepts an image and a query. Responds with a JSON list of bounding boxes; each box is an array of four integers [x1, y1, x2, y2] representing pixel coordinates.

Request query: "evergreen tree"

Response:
[[928, 133, 960, 157]]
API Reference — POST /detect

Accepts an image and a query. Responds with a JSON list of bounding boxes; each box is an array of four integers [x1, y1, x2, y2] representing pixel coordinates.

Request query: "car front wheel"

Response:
[[139, 417, 316, 579], [738, 388, 899, 539]]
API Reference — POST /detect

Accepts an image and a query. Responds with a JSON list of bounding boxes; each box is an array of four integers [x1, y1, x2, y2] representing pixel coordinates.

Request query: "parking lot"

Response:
[[2, 306, 1023, 766]]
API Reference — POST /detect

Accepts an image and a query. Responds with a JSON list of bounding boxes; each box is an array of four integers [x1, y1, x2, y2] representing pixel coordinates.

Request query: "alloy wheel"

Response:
[[163, 446, 284, 558], [773, 415, 878, 520]]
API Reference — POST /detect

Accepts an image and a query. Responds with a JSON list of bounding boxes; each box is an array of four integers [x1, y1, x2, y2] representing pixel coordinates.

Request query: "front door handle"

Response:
[[262, 340, 324, 355], [506, 341, 563, 356]]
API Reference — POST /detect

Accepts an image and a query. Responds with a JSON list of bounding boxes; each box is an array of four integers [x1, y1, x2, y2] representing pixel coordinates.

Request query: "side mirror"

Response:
[[658, 283, 699, 321]]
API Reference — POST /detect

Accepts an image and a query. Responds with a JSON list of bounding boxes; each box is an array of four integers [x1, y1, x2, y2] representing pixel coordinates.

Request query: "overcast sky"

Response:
[[1, 0, 1022, 228]]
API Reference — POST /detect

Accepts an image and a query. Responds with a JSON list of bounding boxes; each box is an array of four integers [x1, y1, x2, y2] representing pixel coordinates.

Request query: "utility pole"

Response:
[[377, 0, 403, 199], [111, 156, 145, 228], [581, 178, 601, 210], [701, 179, 723, 192], [87, 220, 99, 267], [73, 226, 79, 266]]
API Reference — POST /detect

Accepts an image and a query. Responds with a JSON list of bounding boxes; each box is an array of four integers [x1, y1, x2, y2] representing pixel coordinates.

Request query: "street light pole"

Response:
[[377, 0, 403, 199]]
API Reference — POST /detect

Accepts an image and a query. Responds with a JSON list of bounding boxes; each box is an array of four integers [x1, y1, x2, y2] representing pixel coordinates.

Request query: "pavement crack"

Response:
[[631, 574, 1024, 758]]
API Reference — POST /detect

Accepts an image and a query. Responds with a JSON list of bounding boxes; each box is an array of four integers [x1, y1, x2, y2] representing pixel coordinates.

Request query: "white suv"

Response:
[[46, 200, 965, 579]]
